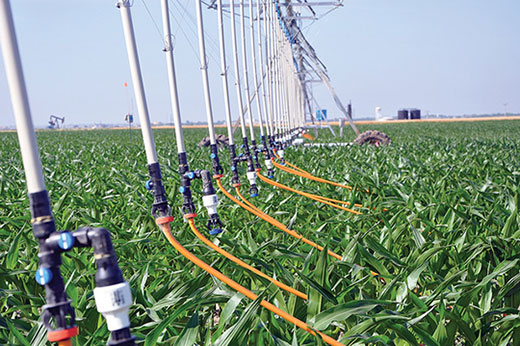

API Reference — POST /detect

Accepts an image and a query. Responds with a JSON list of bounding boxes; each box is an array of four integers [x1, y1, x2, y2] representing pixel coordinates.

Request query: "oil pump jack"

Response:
[[48, 115, 64, 129]]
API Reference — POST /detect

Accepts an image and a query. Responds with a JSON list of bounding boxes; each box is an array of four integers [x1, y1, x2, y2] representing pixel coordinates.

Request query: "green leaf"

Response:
[[174, 311, 199, 346]]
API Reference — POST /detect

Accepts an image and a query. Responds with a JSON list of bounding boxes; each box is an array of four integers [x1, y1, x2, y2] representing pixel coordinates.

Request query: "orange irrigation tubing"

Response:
[[272, 149, 371, 194], [157, 220, 345, 346], [235, 186, 264, 213], [256, 172, 363, 215], [187, 218, 307, 300], [216, 178, 343, 261], [273, 159, 354, 191]]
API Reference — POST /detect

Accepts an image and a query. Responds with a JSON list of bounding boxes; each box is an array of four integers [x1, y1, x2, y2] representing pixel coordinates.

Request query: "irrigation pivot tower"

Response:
[[211, 0, 391, 144]]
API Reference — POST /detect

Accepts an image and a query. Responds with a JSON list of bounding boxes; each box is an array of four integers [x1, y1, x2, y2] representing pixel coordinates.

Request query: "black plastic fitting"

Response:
[[250, 140, 262, 171], [177, 152, 196, 216], [29, 191, 76, 338], [228, 144, 241, 185], [108, 328, 135, 346], [200, 170, 215, 195], [72, 227, 124, 287], [241, 137, 255, 172], [30, 191, 135, 345], [147, 163, 170, 218], [209, 144, 224, 176]]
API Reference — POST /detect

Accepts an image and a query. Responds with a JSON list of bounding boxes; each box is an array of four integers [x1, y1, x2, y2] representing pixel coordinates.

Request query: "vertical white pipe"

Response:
[[257, 0, 270, 137], [118, 0, 158, 164], [248, 0, 265, 138], [160, 0, 185, 153], [229, 0, 248, 139], [195, 0, 217, 145], [216, 0, 235, 145], [0, 0, 45, 193], [239, 0, 256, 141], [265, 1, 275, 137]]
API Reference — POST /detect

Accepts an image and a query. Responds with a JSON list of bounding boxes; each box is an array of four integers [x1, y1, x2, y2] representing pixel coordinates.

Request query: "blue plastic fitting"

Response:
[[58, 231, 74, 251], [35, 267, 53, 286], [187, 171, 195, 180], [210, 153, 216, 159], [231, 166, 236, 171], [179, 186, 186, 193], [145, 180, 152, 190], [250, 193, 259, 198], [209, 228, 222, 236]]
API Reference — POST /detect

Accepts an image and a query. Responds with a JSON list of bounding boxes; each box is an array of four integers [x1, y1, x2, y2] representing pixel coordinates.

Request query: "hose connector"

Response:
[[200, 170, 223, 235], [246, 171, 259, 197]]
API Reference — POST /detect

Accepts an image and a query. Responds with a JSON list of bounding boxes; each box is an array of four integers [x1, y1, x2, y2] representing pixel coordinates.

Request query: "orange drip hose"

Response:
[[188, 218, 307, 300], [216, 179, 343, 261], [256, 172, 362, 215], [272, 149, 371, 194], [158, 221, 345, 346], [272, 159, 354, 191]]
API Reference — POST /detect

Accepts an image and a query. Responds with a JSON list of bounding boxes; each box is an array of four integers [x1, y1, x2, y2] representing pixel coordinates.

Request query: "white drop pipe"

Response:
[[195, 0, 217, 145], [229, 0, 248, 139], [264, 0, 275, 137], [216, 0, 235, 145], [0, 0, 45, 194], [248, 0, 265, 138], [160, 0, 185, 153], [118, 0, 158, 165], [257, 0, 270, 137], [239, 0, 256, 142]]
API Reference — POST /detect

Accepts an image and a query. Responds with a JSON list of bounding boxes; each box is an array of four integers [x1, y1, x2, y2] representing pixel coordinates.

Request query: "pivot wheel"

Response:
[[354, 130, 392, 146]]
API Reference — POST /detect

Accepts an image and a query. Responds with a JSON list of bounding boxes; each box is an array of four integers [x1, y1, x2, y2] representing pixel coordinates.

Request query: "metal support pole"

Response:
[[160, 0, 185, 153], [0, 0, 45, 194], [117, 0, 170, 219], [117, 0, 158, 164], [195, 0, 217, 146]]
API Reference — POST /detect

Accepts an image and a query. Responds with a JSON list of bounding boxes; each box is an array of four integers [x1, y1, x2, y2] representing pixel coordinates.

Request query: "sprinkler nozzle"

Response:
[[249, 184, 259, 198], [207, 214, 223, 235]]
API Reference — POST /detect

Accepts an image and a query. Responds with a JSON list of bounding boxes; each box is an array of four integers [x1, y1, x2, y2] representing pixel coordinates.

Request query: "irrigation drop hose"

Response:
[[272, 149, 371, 193], [216, 178, 343, 261], [187, 217, 307, 300], [156, 219, 345, 346], [256, 172, 362, 215]]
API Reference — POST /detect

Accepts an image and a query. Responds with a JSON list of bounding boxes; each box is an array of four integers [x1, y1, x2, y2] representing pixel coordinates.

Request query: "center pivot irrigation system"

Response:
[[2, 0, 389, 344]]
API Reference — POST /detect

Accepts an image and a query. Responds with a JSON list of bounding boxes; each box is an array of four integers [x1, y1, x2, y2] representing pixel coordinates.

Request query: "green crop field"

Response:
[[1, 120, 519, 345]]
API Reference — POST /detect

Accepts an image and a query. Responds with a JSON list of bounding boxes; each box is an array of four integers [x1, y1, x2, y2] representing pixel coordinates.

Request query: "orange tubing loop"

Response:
[[216, 178, 343, 261], [256, 172, 363, 215], [157, 219, 345, 346], [272, 149, 370, 194], [187, 216, 307, 300]]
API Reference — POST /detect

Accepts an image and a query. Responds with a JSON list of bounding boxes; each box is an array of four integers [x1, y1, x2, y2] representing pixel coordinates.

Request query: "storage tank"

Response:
[[397, 110, 409, 120], [410, 109, 421, 120]]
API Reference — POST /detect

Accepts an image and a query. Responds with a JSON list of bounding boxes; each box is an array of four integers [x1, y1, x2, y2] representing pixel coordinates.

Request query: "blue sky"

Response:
[[1, 0, 519, 127]]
